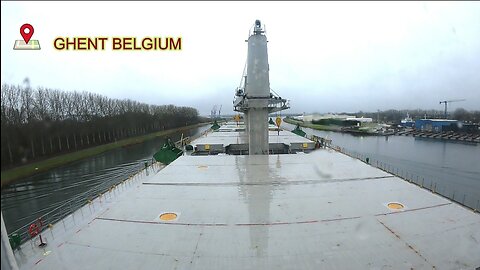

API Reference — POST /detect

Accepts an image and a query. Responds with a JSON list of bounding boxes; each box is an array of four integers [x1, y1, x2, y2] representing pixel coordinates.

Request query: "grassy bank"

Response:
[[1, 122, 209, 186], [283, 118, 342, 132], [284, 118, 381, 135]]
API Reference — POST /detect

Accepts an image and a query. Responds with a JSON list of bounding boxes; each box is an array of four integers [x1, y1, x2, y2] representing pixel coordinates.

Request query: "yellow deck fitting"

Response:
[[159, 212, 178, 221]]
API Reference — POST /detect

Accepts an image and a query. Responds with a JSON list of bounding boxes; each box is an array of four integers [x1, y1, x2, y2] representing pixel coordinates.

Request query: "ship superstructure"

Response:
[[1, 20, 479, 270]]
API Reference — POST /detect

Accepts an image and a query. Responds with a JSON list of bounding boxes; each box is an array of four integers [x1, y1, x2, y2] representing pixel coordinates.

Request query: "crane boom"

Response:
[[439, 99, 466, 119]]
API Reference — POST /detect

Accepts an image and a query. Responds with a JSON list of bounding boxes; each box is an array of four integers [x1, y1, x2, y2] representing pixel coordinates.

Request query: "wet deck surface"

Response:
[[192, 130, 313, 147], [14, 130, 480, 270]]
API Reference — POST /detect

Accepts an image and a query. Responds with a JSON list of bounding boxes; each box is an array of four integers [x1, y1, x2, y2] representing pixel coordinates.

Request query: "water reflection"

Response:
[[235, 155, 288, 257]]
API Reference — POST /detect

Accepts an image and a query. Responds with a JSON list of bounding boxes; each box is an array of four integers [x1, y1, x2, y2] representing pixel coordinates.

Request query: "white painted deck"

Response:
[[192, 130, 314, 147], [13, 127, 480, 270]]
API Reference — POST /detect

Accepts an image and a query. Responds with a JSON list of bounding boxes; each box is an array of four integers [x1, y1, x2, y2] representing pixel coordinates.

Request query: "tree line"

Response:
[[346, 109, 480, 124], [1, 84, 200, 168]]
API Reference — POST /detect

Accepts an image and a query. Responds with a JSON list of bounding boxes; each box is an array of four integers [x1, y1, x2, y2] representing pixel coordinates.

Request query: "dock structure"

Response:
[[8, 123, 480, 270], [396, 129, 480, 143]]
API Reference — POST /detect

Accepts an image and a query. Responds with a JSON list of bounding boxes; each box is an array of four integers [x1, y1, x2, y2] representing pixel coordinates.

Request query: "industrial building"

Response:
[[345, 117, 373, 123], [415, 119, 459, 132], [293, 114, 354, 122]]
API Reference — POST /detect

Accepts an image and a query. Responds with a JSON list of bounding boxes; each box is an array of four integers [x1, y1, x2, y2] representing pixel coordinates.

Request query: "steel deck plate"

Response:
[[14, 129, 480, 270]]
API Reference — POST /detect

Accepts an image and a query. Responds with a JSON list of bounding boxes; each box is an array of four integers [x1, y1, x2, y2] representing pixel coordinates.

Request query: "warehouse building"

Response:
[[415, 119, 459, 132]]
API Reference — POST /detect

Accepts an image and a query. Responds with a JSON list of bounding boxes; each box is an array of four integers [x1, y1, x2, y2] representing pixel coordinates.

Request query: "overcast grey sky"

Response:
[[2, 1, 479, 115]]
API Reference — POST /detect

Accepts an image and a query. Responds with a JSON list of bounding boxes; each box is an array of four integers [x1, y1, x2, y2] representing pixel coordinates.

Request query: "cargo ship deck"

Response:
[[12, 124, 480, 269]]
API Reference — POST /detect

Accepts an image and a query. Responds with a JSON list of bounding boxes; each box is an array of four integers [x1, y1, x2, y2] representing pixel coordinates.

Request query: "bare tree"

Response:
[[1, 84, 200, 168]]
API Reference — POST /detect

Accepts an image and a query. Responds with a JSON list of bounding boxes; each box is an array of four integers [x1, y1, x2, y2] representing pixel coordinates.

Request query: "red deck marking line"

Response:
[[35, 259, 43, 265], [235, 221, 304, 226], [319, 216, 362, 222], [86, 207, 111, 225], [170, 222, 228, 227], [95, 217, 228, 226], [236, 223, 264, 226], [95, 215, 362, 227], [235, 216, 360, 226], [375, 203, 452, 216], [142, 176, 393, 187], [97, 217, 158, 224], [295, 220, 319, 224]]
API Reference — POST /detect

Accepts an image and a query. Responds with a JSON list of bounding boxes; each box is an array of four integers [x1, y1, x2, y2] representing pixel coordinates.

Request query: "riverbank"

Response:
[[283, 117, 376, 134], [1, 122, 210, 186], [284, 118, 479, 142], [283, 117, 342, 131]]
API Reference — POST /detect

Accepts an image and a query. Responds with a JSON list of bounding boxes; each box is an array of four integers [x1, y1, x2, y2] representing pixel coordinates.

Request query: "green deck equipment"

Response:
[[9, 233, 21, 250], [269, 118, 275, 125], [211, 120, 220, 130], [291, 124, 307, 137], [153, 138, 183, 165]]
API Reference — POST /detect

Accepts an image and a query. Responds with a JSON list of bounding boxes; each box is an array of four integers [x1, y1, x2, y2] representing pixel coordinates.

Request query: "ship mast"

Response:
[[233, 20, 289, 155]]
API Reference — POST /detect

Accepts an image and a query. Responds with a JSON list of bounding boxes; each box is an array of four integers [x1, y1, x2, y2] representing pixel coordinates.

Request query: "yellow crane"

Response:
[[439, 99, 465, 119]]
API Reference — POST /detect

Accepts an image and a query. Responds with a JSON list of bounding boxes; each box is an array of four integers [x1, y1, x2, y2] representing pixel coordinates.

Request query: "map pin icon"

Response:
[[20, 24, 34, 44]]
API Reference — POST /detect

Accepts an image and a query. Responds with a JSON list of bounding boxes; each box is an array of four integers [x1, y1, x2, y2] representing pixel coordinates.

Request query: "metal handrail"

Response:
[[7, 160, 156, 247]]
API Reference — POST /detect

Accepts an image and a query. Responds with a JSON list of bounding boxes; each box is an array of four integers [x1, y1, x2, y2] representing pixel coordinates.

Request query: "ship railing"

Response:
[[175, 136, 190, 147], [288, 125, 479, 212], [7, 159, 163, 250], [329, 144, 479, 213]]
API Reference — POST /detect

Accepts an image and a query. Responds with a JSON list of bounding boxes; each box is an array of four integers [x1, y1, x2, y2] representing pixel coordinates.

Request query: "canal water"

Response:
[[1, 125, 211, 234], [283, 122, 480, 210]]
